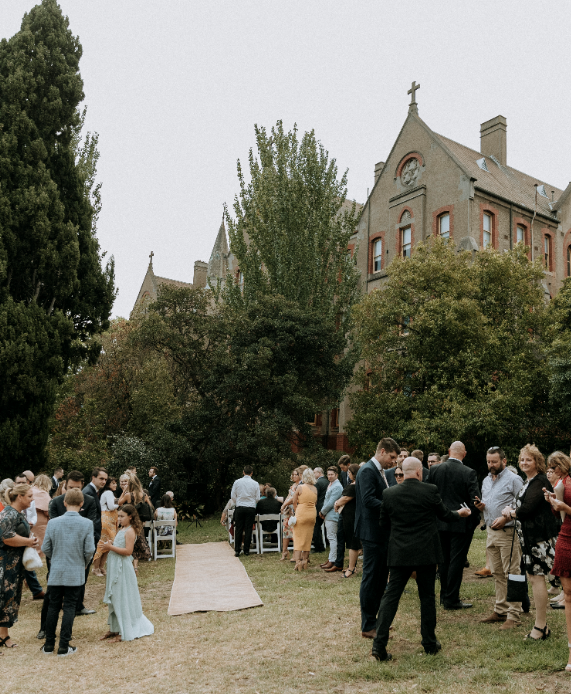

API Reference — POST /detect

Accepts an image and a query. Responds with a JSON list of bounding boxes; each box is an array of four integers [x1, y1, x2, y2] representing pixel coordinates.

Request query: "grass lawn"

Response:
[[2, 521, 570, 694]]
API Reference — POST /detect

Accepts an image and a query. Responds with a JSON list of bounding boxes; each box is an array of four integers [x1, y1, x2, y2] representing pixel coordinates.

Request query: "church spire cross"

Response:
[[407, 81, 420, 112], [149, 250, 154, 268]]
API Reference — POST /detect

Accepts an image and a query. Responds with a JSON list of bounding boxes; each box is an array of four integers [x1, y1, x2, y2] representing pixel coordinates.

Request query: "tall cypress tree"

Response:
[[0, 0, 114, 472]]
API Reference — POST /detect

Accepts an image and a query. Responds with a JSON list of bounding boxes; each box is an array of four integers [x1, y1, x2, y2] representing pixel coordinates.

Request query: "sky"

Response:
[[2, 1, 571, 318]]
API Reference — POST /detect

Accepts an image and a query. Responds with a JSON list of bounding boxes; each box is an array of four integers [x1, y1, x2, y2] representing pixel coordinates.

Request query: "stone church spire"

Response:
[[207, 216, 230, 281]]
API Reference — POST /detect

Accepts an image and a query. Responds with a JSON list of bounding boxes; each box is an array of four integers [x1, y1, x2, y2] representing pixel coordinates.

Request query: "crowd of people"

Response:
[[0, 465, 173, 656], [227, 439, 571, 672]]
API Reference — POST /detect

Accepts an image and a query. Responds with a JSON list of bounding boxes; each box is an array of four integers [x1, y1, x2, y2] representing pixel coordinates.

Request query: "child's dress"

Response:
[[103, 528, 154, 641]]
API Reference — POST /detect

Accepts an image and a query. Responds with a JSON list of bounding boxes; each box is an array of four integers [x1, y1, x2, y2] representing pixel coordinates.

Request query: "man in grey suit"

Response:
[[41, 488, 95, 656]]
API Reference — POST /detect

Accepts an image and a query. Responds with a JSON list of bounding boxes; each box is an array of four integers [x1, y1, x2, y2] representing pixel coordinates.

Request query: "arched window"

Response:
[[483, 212, 493, 248], [438, 213, 450, 240], [373, 238, 382, 272], [516, 225, 525, 244], [401, 227, 411, 258]]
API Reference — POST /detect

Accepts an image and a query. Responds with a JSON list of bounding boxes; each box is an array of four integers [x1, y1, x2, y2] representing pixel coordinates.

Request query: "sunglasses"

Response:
[[395, 473, 404, 478]]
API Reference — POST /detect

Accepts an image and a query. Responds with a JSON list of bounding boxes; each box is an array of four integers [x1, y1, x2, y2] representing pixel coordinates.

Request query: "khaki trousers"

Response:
[[486, 526, 522, 622]]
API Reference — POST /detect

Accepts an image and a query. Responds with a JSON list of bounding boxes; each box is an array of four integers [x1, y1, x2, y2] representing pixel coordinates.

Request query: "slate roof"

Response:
[[433, 132, 562, 218], [155, 276, 192, 289]]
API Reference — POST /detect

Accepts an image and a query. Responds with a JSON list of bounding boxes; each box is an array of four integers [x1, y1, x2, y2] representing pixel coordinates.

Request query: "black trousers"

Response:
[[373, 565, 438, 651], [312, 513, 325, 552], [438, 529, 474, 606], [44, 585, 82, 651], [359, 540, 389, 632], [334, 514, 346, 568], [41, 557, 92, 629], [234, 506, 257, 554]]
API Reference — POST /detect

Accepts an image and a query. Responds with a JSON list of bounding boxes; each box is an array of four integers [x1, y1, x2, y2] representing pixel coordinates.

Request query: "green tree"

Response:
[[0, 1, 114, 473], [547, 277, 571, 431], [347, 239, 552, 471], [220, 120, 360, 334], [137, 286, 354, 507]]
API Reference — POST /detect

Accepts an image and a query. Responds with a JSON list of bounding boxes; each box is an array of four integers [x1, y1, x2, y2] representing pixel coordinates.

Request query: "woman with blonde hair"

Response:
[[0, 484, 40, 649], [92, 477, 120, 577], [117, 475, 152, 571], [291, 468, 317, 571], [502, 444, 559, 641], [31, 475, 52, 555], [280, 469, 301, 561]]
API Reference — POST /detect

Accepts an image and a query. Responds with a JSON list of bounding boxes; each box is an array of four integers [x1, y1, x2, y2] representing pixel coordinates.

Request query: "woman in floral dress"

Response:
[[0, 484, 40, 649], [280, 469, 301, 561], [502, 444, 559, 641]]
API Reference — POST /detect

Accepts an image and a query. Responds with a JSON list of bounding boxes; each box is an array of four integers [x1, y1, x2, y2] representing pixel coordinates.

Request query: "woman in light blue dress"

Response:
[[100, 504, 154, 643]]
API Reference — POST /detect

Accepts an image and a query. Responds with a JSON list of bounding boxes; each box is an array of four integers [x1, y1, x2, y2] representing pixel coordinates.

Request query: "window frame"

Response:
[[373, 238, 382, 272], [438, 213, 450, 239], [401, 226, 412, 258]]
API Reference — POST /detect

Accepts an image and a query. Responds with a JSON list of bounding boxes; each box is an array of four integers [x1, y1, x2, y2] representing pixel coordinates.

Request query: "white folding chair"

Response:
[[250, 516, 260, 554], [143, 521, 154, 561], [152, 520, 176, 559], [257, 514, 282, 554]]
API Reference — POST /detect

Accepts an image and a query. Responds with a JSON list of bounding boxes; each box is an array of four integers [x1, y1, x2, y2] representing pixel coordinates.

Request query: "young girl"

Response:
[[100, 505, 154, 643]]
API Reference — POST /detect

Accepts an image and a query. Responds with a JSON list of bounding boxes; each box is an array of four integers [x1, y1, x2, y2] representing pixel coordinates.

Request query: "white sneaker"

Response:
[[57, 646, 77, 657]]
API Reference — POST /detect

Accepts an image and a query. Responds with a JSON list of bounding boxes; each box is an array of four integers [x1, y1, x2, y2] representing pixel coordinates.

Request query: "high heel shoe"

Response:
[[299, 560, 308, 571], [280, 550, 289, 561], [294, 561, 302, 571], [524, 624, 550, 641]]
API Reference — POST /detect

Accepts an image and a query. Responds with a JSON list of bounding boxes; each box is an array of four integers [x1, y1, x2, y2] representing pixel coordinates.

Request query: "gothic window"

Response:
[[483, 213, 492, 248], [438, 213, 450, 240], [373, 238, 382, 272], [516, 225, 525, 244], [402, 227, 412, 258]]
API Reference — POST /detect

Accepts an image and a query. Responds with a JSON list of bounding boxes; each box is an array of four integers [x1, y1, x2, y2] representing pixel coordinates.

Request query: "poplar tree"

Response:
[[0, 0, 114, 472]]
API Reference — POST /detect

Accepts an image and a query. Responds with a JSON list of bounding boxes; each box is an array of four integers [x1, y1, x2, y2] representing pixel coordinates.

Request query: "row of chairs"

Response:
[[226, 511, 327, 554], [143, 520, 176, 560]]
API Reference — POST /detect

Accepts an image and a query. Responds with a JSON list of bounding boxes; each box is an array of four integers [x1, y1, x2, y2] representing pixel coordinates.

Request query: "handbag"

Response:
[[288, 515, 297, 527], [506, 525, 528, 603], [23, 546, 43, 571]]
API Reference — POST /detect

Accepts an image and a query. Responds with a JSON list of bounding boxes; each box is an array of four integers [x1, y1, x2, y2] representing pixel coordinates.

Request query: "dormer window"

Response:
[[373, 238, 382, 272], [483, 213, 492, 248], [439, 213, 450, 240]]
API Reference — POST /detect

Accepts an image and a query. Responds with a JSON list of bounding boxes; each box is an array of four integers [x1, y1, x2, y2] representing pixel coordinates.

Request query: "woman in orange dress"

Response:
[[291, 468, 318, 571], [31, 475, 52, 557]]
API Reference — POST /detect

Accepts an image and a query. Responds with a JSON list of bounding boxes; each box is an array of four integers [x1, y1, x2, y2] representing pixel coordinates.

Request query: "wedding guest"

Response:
[[117, 475, 152, 571], [319, 467, 343, 570], [258, 483, 267, 499], [280, 469, 301, 561], [394, 467, 404, 484], [41, 488, 95, 656], [148, 467, 161, 510], [427, 453, 441, 469], [230, 466, 260, 557], [0, 484, 40, 649], [82, 467, 108, 544], [502, 444, 559, 641], [50, 468, 64, 497], [54, 480, 67, 497], [546, 452, 570, 608], [330, 463, 361, 577], [92, 478, 120, 577], [396, 449, 409, 466], [14, 473, 44, 600], [291, 469, 318, 570], [32, 475, 52, 557], [154, 494, 177, 536], [338, 455, 351, 487], [256, 487, 282, 534], [311, 467, 328, 553], [100, 505, 154, 642], [544, 451, 571, 671]]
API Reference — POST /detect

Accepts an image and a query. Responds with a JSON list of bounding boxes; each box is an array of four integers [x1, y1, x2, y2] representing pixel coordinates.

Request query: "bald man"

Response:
[[371, 457, 472, 661], [428, 441, 480, 610]]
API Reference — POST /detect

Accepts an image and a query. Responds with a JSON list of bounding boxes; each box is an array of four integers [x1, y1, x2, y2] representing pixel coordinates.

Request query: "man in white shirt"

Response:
[[230, 466, 260, 557]]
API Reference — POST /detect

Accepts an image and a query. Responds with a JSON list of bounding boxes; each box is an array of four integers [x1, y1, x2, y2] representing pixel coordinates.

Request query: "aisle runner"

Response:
[[168, 541, 263, 616]]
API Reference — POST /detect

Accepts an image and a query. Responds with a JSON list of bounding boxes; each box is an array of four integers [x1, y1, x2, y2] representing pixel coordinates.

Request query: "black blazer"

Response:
[[82, 483, 102, 540], [428, 458, 480, 533], [315, 476, 328, 513], [516, 474, 559, 545], [339, 470, 349, 488], [49, 492, 99, 542], [149, 476, 162, 508], [354, 458, 389, 545], [380, 479, 461, 566], [386, 466, 429, 487]]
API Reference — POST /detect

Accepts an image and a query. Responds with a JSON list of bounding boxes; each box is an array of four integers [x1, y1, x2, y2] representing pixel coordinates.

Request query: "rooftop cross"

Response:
[[149, 250, 154, 267], [407, 81, 420, 112]]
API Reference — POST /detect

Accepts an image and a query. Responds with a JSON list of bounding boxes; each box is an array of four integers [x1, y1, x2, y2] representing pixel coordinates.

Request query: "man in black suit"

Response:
[[38, 470, 99, 638], [148, 466, 161, 508], [50, 467, 64, 497], [371, 457, 472, 661], [82, 466, 108, 542], [354, 437, 400, 638], [338, 455, 351, 488], [386, 460, 429, 486], [311, 467, 329, 552], [428, 440, 480, 610]]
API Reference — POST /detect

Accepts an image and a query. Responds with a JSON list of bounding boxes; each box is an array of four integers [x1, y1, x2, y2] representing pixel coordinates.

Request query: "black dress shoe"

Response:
[[371, 647, 392, 662], [443, 601, 473, 610], [36, 630, 46, 640], [425, 641, 442, 655]]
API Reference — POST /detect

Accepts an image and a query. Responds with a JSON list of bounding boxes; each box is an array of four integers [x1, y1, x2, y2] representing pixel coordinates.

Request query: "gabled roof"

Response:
[[433, 132, 562, 217], [154, 276, 192, 289]]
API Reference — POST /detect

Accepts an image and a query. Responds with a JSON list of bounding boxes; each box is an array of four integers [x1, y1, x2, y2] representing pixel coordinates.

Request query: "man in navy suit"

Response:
[[354, 437, 400, 638]]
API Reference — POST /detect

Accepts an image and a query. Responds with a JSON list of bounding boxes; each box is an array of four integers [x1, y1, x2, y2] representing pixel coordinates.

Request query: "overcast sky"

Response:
[[2, 1, 570, 318]]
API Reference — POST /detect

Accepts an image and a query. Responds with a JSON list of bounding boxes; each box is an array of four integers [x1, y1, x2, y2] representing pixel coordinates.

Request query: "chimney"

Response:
[[193, 260, 208, 288], [480, 115, 507, 166], [374, 161, 385, 184]]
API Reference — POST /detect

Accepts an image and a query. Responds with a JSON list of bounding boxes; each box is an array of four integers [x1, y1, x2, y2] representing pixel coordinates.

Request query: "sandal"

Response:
[[100, 631, 119, 641], [342, 568, 357, 578], [0, 637, 18, 648], [524, 625, 550, 641]]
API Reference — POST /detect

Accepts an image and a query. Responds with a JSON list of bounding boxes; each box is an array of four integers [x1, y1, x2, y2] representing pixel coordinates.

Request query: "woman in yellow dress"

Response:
[[291, 468, 318, 571]]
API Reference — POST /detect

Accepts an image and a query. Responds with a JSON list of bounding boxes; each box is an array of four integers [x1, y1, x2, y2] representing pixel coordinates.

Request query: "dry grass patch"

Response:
[[1, 523, 570, 694]]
